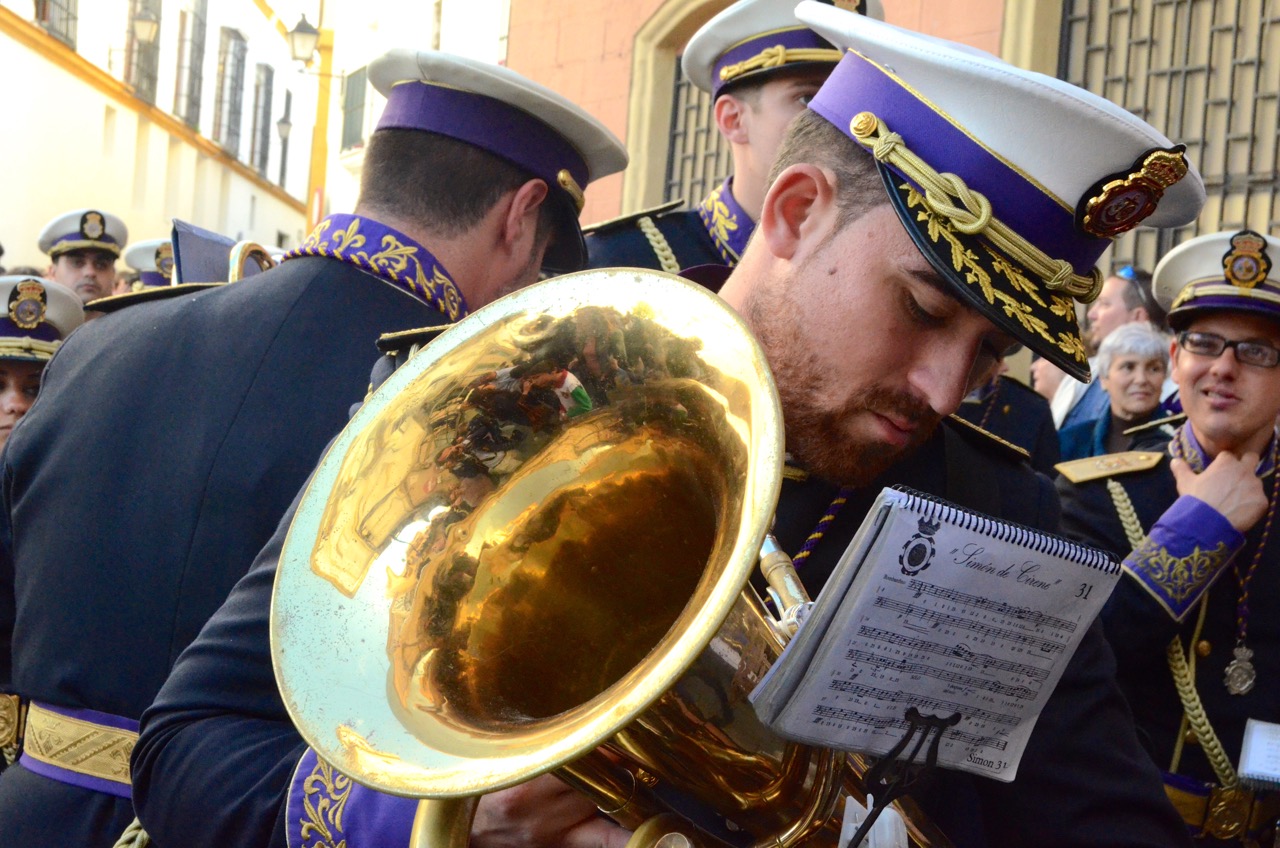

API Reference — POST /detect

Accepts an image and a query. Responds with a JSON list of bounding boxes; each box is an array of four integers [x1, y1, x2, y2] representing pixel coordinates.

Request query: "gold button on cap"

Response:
[[1197, 640, 1212, 657], [1185, 729, 1200, 746]]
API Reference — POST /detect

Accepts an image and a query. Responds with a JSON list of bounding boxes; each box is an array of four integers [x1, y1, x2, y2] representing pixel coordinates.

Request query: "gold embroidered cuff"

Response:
[[22, 702, 136, 787]]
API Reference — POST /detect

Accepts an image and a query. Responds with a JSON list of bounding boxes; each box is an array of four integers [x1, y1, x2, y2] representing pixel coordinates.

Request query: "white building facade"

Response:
[[0, 0, 318, 270]]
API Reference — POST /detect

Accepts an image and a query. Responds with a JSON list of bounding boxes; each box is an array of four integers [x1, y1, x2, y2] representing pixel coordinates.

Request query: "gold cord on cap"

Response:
[[719, 45, 843, 83], [849, 111, 1104, 302], [557, 170, 585, 213]]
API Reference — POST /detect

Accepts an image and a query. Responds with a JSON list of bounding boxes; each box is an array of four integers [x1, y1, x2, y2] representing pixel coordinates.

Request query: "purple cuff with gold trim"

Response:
[[287, 747, 417, 848], [1123, 495, 1244, 621]]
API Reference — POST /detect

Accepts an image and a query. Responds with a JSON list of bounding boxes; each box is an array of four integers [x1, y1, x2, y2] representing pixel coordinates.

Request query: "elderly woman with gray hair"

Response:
[[1058, 322, 1171, 461]]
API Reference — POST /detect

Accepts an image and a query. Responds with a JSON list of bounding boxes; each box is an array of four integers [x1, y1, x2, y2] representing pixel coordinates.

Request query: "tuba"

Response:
[[271, 269, 950, 847]]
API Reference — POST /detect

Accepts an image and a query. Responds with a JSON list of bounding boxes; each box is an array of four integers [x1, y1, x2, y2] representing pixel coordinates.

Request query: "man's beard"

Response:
[[747, 281, 940, 487]]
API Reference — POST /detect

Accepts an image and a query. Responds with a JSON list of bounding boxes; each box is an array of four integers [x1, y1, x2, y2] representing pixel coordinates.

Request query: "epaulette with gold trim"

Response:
[[375, 324, 453, 356], [944, 414, 1030, 464], [582, 199, 686, 235], [1121, 411, 1187, 438], [1055, 450, 1164, 484]]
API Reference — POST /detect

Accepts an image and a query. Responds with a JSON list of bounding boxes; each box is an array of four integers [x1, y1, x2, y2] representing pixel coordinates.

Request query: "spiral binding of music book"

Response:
[[750, 485, 1119, 783]]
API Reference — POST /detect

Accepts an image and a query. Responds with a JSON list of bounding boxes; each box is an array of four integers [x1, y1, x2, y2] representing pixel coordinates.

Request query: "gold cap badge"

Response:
[[1078, 147, 1188, 239], [1222, 230, 1271, 289]]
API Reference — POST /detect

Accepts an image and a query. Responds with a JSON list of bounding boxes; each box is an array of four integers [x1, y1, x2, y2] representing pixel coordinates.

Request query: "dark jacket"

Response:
[[584, 202, 725, 276], [0, 254, 445, 844], [954, 375, 1059, 476]]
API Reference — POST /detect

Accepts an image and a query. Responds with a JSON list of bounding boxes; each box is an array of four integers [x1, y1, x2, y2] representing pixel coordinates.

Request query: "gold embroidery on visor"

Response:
[[849, 111, 1103, 303]]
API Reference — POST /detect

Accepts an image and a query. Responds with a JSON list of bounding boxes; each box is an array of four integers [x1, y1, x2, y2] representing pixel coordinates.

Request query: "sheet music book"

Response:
[[750, 486, 1118, 782], [1239, 719, 1280, 791]]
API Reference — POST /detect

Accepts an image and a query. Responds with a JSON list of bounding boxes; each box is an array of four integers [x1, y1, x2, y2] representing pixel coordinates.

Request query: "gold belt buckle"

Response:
[[0, 694, 25, 765], [1206, 785, 1254, 840]]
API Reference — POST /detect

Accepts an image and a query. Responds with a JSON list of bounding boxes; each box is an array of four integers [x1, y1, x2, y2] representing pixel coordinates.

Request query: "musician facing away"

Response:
[[134, 6, 1204, 848], [0, 49, 625, 846]]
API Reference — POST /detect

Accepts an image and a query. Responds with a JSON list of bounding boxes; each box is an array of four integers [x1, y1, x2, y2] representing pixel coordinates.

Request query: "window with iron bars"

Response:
[[125, 0, 161, 106], [663, 58, 732, 208], [173, 0, 208, 129], [1059, 0, 1280, 269], [250, 64, 274, 176], [213, 28, 247, 158], [33, 0, 77, 49], [341, 67, 368, 152]]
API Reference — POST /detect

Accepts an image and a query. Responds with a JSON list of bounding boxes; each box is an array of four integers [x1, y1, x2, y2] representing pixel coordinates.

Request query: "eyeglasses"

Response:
[[1113, 264, 1155, 313], [1177, 331, 1280, 368], [1114, 264, 1138, 281]]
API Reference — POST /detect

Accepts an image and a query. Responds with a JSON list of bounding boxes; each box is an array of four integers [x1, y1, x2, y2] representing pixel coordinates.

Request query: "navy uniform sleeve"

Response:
[[131, 489, 305, 847], [133, 482, 422, 847]]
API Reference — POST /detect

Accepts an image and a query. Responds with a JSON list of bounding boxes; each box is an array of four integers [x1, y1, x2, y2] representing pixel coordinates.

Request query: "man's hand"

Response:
[[470, 774, 633, 848], [1171, 451, 1269, 532]]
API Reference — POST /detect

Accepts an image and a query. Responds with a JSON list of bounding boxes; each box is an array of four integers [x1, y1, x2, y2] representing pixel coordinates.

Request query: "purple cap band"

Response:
[[138, 270, 168, 288], [1169, 284, 1280, 327], [18, 703, 139, 799], [713, 27, 838, 98], [378, 82, 589, 195], [53, 232, 120, 247], [0, 321, 61, 343], [809, 51, 1105, 275]]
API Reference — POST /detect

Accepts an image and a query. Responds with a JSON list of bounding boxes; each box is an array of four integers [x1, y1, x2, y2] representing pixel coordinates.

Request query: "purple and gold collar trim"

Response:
[[1170, 422, 1278, 477], [713, 27, 840, 98], [284, 215, 468, 321], [697, 179, 754, 265]]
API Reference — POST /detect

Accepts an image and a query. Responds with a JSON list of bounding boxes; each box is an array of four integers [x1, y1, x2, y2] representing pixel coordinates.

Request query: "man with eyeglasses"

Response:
[[1056, 229, 1280, 846]]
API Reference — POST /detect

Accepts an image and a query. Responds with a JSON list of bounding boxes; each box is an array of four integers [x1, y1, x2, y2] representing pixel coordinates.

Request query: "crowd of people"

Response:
[[0, 1, 1278, 847]]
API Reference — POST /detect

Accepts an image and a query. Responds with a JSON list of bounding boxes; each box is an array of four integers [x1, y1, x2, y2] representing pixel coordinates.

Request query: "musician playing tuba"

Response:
[[132, 4, 1205, 848]]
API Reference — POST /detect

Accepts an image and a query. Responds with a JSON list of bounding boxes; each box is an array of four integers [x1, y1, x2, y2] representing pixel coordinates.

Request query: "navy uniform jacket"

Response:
[[584, 201, 724, 274], [0, 255, 444, 845], [1056, 428, 1280, 789], [131, 410, 1187, 848], [954, 375, 1059, 477]]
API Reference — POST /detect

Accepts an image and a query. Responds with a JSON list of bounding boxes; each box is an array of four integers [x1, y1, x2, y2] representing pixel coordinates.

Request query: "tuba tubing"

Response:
[[271, 269, 952, 848]]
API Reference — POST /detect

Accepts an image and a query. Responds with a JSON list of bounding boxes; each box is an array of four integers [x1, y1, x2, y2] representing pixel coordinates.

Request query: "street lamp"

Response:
[[277, 113, 292, 188], [287, 15, 321, 62], [132, 9, 159, 45]]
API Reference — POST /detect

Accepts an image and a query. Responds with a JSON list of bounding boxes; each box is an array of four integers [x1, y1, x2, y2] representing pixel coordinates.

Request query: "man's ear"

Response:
[[1132, 306, 1151, 324], [714, 95, 750, 145], [499, 178, 550, 252], [758, 164, 835, 261]]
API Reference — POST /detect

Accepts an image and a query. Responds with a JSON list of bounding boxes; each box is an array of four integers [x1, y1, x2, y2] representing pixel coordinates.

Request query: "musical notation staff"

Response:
[[872, 596, 1064, 654], [842, 648, 1039, 701], [812, 704, 1009, 750], [827, 679, 1018, 726], [907, 580, 1078, 633], [858, 627, 1050, 681]]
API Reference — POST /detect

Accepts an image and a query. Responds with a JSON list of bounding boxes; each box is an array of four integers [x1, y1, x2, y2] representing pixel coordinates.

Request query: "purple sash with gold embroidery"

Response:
[[696, 179, 755, 266], [283, 214, 469, 321]]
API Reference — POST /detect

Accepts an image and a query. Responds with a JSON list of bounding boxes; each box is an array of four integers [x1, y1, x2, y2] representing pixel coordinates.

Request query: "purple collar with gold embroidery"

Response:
[[696, 178, 755, 265], [283, 214, 469, 321], [1171, 422, 1278, 477]]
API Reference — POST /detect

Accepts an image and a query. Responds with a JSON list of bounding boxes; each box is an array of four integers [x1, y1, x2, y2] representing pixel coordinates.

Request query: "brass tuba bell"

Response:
[[271, 268, 949, 847]]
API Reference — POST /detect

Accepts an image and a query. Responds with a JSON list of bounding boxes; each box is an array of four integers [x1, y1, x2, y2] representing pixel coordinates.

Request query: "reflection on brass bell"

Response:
[[1185, 729, 1199, 746], [1197, 640, 1212, 657]]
